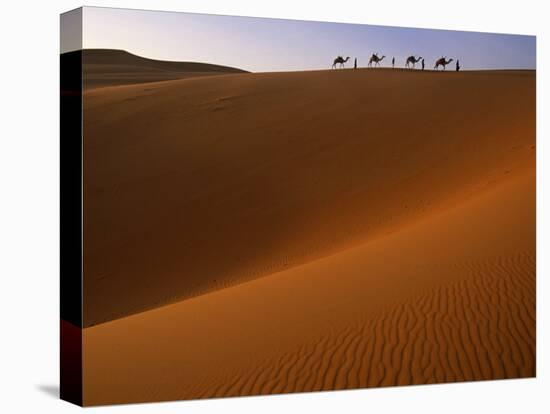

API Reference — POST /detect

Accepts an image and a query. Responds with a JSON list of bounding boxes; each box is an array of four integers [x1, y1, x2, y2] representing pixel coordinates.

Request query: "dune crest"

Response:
[[79, 49, 248, 89]]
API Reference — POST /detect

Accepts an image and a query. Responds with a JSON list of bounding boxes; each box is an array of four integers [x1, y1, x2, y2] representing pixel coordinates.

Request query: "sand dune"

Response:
[[83, 166, 535, 405], [82, 49, 248, 89], [83, 68, 535, 327], [81, 67, 535, 405]]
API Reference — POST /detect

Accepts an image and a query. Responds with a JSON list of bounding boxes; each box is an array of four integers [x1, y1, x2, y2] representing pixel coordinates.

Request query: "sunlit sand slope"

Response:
[[83, 164, 535, 405]]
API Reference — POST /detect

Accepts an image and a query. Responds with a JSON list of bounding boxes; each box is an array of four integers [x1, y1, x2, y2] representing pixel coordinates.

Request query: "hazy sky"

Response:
[[82, 6, 536, 72]]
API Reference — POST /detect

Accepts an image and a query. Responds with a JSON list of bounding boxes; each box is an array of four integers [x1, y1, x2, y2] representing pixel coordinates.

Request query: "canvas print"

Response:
[[60, 6, 536, 406]]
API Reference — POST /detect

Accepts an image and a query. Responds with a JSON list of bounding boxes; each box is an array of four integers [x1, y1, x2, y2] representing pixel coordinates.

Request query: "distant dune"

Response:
[[81, 67, 535, 405], [80, 49, 248, 89]]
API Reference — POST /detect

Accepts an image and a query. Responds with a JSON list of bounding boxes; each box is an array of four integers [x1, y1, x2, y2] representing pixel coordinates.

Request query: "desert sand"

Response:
[[82, 66, 535, 405], [82, 49, 247, 89]]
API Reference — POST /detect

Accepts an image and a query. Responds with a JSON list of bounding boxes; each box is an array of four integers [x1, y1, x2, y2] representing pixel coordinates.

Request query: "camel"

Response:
[[434, 57, 454, 70], [368, 53, 386, 67], [405, 55, 422, 69], [332, 56, 350, 69]]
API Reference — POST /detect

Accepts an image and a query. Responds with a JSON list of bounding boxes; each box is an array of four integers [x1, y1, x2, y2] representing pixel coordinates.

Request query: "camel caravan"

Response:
[[332, 53, 460, 71]]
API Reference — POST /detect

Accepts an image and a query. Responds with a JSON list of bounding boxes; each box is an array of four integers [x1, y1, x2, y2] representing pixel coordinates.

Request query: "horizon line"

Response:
[[65, 48, 537, 73]]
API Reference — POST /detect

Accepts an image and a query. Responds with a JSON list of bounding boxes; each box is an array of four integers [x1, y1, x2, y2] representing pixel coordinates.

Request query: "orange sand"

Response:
[[81, 67, 535, 405]]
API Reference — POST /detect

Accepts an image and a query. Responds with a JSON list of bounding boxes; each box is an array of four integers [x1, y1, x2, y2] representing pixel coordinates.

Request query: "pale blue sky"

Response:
[[82, 6, 536, 72]]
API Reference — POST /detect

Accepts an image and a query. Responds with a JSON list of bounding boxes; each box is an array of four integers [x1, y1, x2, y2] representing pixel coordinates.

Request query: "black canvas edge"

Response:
[[60, 7, 84, 407]]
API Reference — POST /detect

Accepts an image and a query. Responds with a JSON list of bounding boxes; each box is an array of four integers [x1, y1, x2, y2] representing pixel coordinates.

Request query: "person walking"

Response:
[[456, 59, 461, 72], [354, 57, 357, 69], [392, 57, 395, 68], [421, 58, 425, 71]]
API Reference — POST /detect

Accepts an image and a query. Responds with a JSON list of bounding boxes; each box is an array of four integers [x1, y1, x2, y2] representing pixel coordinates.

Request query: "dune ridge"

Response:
[[81, 49, 248, 89]]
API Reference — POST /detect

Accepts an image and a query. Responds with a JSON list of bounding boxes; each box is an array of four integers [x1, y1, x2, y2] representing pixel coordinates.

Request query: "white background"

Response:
[[0, 0, 548, 412]]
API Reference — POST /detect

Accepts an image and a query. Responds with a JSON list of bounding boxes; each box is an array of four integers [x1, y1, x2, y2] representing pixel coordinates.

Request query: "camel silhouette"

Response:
[[332, 56, 350, 69], [368, 53, 386, 67], [434, 57, 454, 71], [405, 55, 422, 69]]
